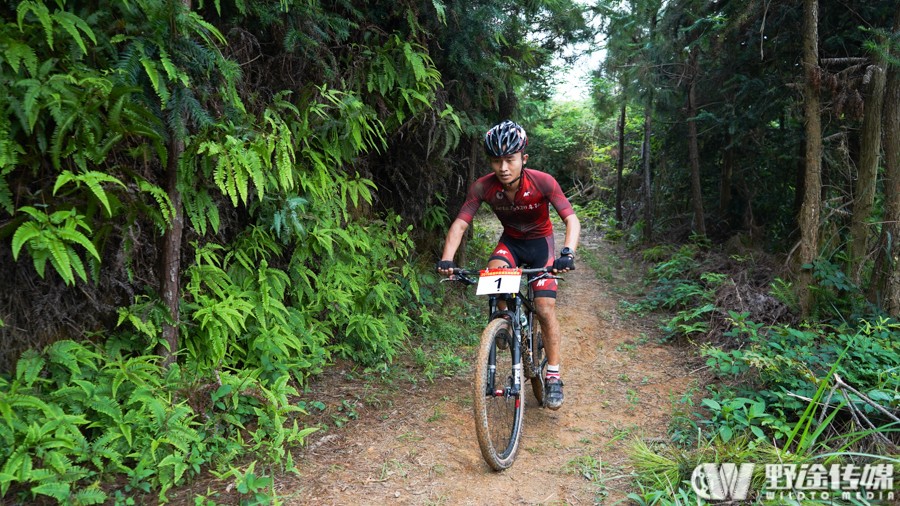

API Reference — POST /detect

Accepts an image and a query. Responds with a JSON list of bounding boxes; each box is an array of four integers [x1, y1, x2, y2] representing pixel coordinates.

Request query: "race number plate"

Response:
[[476, 268, 522, 295]]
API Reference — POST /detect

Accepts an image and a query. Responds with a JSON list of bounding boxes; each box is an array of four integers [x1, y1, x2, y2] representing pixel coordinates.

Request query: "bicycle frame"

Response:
[[450, 267, 553, 395], [445, 266, 559, 470]]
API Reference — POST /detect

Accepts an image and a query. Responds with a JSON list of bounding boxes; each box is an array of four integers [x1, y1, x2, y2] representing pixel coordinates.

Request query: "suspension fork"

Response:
[[485, 295, 524, 397]]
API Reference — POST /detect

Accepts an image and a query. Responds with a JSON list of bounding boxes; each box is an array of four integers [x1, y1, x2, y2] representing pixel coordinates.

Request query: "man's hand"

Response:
[[436, 260, 457, 276], [552, 254, 575, 273]]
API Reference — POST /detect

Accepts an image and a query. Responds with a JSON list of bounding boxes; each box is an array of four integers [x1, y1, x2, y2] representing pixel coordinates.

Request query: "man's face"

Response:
[[489, 152, 528, 186]]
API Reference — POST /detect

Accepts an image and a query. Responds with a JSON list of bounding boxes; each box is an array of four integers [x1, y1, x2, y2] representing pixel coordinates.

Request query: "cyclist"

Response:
[[437, 119, 581, 410]]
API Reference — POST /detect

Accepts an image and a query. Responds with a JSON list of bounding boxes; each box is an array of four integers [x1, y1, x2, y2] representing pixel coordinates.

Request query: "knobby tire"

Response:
[[530, 321, 548, 406], [473, 317, 525, 471]]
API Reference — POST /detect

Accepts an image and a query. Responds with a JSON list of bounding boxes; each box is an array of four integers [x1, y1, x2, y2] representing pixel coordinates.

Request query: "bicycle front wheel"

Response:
[[473, 318, 525, 470]]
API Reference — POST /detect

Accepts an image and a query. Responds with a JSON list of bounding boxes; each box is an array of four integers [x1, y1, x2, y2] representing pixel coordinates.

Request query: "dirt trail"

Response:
[[282, 229, 694, 505]]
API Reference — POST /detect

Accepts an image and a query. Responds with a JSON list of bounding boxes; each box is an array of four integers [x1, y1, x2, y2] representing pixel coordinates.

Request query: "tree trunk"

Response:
[[798, 0, 822, 317], [687, 52, 706, 237], [616, 102, 626, 228], [848, 63, 887, 283], [157, 0, 191, 367], [641, 104, 653, 243], [459, 137, 478, 266], [880, 6, 900, 313], [158, 137, 184, 367], [720, 137, 733, 217]]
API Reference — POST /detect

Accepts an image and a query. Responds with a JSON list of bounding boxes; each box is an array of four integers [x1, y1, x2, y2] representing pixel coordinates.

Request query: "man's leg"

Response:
[[535, 296, 564, 409], [534, 296, 560, 364]]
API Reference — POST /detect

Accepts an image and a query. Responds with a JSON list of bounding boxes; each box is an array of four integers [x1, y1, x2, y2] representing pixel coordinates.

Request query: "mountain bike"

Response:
[[445, 266, 561, 470]]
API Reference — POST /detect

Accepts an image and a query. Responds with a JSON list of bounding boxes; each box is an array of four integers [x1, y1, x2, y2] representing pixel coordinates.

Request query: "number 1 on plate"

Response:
[[475, 268, 522, 295]]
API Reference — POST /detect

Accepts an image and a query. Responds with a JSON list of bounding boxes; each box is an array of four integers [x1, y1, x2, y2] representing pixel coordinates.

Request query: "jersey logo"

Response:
[[536, 279, 548, 287], [523, 191, 531, 197], [495, 249, 509, 256]]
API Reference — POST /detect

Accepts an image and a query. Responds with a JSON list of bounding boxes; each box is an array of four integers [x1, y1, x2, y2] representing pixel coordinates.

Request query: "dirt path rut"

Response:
[[283, 233, 694, 505]]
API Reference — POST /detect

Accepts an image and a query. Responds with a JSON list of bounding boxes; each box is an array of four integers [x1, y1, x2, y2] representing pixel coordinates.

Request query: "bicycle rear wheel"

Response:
[[473, 318, 525, 470], [530, 321, 548, 406]]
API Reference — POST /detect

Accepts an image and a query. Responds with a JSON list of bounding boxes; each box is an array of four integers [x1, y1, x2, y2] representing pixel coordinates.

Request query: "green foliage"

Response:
[[572, 200, 613, 229], [177, 235, 328, 382], [0, 340, 194, 503], [770, 277, 799, 313], [217, 461, 275, 506], [648, 244, 699, 281], [525, 100, 602, 187], [621, 246, 713, 326], [0, 338, 316, 504], [698, 394, 787, 444], [2, 0, 166, 287], [697, 315, 900, 447], [53, 170, 126, 217], [132, 198, 423, 379], [413, 299, 481, 383], [363, 35, 443, 128], [632, 246, 900, 456], [0, 0, 594, 501], [293, 214, 419, 365], [663, 303, 715, 337], [422, 193, 450, 232], [195, 106, 298, 208], [804, 257, 875, 319], [114, 295, 172, 355], [11, 206, 101, 285]]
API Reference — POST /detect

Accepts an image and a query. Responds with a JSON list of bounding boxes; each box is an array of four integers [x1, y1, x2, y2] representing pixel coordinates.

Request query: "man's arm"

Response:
[[552, 214, 581, 274], [562, 214, 580, 253], [437, 218, 470, 275]]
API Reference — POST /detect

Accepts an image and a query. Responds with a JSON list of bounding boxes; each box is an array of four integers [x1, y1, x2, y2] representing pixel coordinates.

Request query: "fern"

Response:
[[14, 350, 46, 387], [46, 340, 101, 379], [16, 1, 54, 49], [263, 107, 297, 192], [72, 485, 107, 505], [12, 207, 101, 286], [339, 173, 375, 215], [52, 11, 96, 55], [16, 2, 96, 57], [53, 170, 126, 217], [2, 39, 39, 75], [182, 187, 220, 236], [135, 178, 175, 231], [31, 482, 71, 502], [199, 133, 267, 206]]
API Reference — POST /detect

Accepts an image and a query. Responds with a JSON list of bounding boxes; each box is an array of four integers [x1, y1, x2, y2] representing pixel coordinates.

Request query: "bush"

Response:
[[0, 339, 314, 504]]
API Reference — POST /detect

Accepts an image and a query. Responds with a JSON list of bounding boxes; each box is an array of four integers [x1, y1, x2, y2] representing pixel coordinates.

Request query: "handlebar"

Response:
[[442, 266, 561, 287], [451, 267, 552, 276], [445, 268, 478, 286]]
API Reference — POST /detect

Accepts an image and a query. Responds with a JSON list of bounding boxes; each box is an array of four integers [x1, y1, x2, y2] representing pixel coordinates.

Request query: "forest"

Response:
[[0, 0, 898, 503]]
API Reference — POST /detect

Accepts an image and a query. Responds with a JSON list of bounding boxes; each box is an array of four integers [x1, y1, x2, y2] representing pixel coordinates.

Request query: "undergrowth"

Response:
[[0, 339, 312, 505], [612, 239, 900, 503], [0, 202, 501, 505]]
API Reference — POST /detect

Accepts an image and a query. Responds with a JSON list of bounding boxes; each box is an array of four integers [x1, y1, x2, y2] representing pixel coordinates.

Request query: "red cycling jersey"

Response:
[[455, 168, 574, 239]]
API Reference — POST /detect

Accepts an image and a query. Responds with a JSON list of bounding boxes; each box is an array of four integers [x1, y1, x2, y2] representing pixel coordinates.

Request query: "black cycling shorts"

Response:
[[489, 235, 557, 298]]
